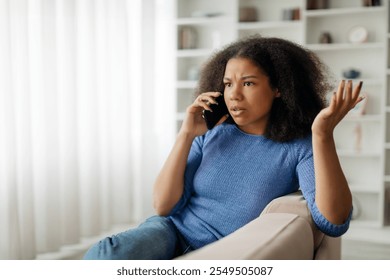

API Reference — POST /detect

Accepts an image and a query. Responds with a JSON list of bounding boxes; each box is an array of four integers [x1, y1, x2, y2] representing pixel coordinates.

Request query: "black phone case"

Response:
[[203, 94, 229, 130]]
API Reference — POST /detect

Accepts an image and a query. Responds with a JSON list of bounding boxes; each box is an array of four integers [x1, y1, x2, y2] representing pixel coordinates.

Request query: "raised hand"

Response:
[[312, 80, 364, 139]]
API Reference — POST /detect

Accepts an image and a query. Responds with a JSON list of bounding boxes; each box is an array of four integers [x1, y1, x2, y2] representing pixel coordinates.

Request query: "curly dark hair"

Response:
[[195, 35, 333, 142]]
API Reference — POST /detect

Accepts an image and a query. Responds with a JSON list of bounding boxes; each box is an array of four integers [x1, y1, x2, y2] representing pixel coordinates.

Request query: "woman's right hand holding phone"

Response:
[[154, 91, 223, 215], [180, 91, 225, 138]]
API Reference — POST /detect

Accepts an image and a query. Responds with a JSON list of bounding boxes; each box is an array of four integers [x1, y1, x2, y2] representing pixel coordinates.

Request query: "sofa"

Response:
[[176, 191, 341, 260]]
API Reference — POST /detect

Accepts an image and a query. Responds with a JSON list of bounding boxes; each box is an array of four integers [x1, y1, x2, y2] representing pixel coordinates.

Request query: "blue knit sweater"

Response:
[[169, 123, 351, 250]]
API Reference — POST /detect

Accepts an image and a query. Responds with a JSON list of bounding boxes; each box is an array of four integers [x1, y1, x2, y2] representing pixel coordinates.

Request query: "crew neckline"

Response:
[[230, 124, 268, 139]]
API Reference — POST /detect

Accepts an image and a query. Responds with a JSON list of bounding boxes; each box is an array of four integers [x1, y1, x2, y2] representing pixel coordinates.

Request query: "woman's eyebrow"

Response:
[[223, 75, 259, 81], [241, 75, 258, 80]]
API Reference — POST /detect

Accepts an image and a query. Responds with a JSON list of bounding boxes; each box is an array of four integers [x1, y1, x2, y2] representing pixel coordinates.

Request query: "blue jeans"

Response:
[[83, 216, 192, 260]]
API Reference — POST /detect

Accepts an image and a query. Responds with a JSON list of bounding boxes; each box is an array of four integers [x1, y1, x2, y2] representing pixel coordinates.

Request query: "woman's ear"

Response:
[[275, 89, 281, 98]]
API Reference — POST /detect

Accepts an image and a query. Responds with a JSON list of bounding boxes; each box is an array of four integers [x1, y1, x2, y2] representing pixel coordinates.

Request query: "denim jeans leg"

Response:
[[83, 216, 180, 260]]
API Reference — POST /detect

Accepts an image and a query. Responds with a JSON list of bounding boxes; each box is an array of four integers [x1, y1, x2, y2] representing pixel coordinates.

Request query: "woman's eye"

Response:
[[244, 82, 253, 86], [224, 83, 232, 87]]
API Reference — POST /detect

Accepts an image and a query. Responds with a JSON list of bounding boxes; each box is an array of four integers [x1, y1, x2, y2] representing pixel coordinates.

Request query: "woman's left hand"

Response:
[[312, 80, 364, 138]]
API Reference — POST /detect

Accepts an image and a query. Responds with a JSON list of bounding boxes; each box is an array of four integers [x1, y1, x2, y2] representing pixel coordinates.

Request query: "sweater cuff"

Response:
[[310, 202, 352, 237]]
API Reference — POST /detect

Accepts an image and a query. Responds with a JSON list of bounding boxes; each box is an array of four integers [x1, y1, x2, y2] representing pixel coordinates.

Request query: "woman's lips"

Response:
[[230, 105, 245, 116]]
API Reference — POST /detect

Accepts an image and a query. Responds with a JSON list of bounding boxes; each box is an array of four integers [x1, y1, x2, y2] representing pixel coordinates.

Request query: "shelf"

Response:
[[176, 16, 233, 26], [384, 175, 390, 182], [307, 42, 385, 51], [337, 150, 381, 158], [349, 219, 381, 229], [343, 114, 382, 122], [305, 6, 386, 17], [329, 78, 382, 86], [238, 21, 302, 30], [383, 175, 390, 183], [354, 78, 384, 86], [349, 183, 381, 194], [344, 224, 390, 243]]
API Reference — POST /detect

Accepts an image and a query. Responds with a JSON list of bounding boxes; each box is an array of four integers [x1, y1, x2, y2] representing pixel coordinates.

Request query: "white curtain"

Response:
[[0, 0, 175, 259]]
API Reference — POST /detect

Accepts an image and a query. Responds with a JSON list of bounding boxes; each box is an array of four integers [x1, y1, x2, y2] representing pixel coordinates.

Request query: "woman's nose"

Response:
[[229, 85, 242, 101]]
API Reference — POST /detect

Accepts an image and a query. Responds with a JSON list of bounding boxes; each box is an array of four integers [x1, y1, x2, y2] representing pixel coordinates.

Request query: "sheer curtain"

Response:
[[0, 0, 175, 259]]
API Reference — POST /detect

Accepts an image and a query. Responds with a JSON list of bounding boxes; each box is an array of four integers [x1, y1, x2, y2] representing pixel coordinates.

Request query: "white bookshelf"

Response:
[[173, 0, 390, 228]]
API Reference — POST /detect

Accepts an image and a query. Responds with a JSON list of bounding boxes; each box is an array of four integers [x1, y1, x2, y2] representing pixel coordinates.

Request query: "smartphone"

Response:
[[202, 94, 229, 130]]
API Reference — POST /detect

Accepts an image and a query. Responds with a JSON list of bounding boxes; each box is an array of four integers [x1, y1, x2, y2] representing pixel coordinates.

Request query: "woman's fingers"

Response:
[[351, 81, 363, 104], [344, 80, 363, 107], [322, 80, 364, 126], [352, 81, 362, 98], [336, 80, 345, 102], [334, 80, 364, 112], [344, 80, 353, 103], [313, 80, 365, 136], [196, 92, 222, 112]]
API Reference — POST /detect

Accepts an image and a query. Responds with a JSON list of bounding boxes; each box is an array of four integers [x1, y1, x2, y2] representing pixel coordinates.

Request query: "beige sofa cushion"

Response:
[[176, 213, 314, 260]]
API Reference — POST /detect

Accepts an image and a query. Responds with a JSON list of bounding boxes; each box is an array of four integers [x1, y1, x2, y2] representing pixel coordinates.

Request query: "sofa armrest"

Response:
[[262, 191, 340, 260], [176, 213, 314, 260]]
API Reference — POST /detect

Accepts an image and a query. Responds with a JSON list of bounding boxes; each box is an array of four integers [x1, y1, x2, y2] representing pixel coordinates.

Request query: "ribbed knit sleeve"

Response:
[[169, 136, 204, 215], [311, 202, 352, 237], [295, 136, 351, 237]]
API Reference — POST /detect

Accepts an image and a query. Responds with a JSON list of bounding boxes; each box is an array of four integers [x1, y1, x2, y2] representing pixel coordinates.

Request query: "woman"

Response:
[[84, 36, 363, 260]]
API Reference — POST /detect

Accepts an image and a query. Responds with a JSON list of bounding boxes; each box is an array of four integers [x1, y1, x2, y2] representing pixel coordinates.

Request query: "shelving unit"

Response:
[[173, 0, 390, 231], [237, 0, 304, 43], [306, 0, 388, 229]]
